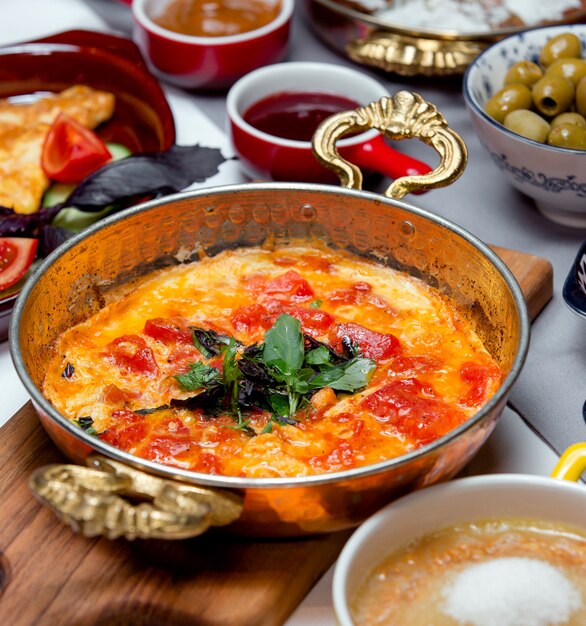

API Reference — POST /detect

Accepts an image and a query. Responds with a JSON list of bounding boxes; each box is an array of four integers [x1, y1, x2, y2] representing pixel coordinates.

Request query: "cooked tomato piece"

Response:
[[232, 303, 272, 332], [362, 379, 465, 446], [459, 361, 501, 407], [0, 237, 38, 290], [167, 345, 200, 367], [310, 440, 355, 472], [41, 113, 111, 183], [144, 317, 193, 344], [329, 322, 400, 361], [141, 436, 191, 464], [100, 410, 147, 450], [246, 270, 314, 302], [102, 384, 140, 405], [154, 416, 190, 437], [105, 335, 159, 377], [386, 356, 440, 376], [282, 305, 335, 335], [197, 451, 222, 474]]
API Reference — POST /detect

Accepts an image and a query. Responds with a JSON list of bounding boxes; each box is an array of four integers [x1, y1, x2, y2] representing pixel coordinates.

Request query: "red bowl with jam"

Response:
[[226, 61, 432, 183]]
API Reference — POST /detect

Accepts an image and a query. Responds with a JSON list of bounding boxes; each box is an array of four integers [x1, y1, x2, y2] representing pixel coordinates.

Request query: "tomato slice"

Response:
[[104, 335, 159, 378], [0, 237, 38, 291], [144, 317, 193, 344], [41, 113, 111, 183], [329, 322, 401, 361]]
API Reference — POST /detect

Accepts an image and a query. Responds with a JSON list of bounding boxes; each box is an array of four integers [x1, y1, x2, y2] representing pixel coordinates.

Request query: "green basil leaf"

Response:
[[309, 299, 323, 309], [309, 357, 376, 392], [262, 314, 304, 377], [222, 338, 240, 388], [174, 361, 221, 391], [304, 346, 332, 366], [269, 393, 290, 417]]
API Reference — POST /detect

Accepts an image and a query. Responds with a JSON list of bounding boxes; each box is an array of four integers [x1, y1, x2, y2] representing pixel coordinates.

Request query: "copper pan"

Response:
[[9, 92, 529, 540]]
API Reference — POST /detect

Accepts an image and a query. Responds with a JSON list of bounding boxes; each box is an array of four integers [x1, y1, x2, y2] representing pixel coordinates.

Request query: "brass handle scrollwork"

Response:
[[29, 455, 244, 540], [312, 91, 467, 199], [347, 31, 488, 77]]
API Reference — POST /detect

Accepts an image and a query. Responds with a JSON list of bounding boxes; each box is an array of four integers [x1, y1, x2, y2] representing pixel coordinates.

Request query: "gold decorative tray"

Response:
[[303, 0, 586, 76]]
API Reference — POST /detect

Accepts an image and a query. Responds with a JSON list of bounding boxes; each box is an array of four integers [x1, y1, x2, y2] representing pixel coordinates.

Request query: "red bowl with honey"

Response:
[[132, 0, 294, 90]]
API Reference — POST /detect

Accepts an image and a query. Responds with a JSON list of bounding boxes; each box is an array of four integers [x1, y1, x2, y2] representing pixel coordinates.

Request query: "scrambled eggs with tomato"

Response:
[[42, 245, 502, 478]]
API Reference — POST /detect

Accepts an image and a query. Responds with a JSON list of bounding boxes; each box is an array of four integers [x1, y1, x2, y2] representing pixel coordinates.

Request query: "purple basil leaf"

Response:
[[0, 204, 63, 237], [66, 144, 227, 211], [39, 224, 76, 256]]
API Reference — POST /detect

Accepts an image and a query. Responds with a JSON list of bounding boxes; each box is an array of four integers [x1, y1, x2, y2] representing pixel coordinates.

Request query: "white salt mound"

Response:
[[442, 557, 583, 626]]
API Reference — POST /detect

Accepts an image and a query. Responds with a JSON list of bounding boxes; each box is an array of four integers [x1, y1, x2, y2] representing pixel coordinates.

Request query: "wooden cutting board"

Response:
[[0, 246, 552, 626]]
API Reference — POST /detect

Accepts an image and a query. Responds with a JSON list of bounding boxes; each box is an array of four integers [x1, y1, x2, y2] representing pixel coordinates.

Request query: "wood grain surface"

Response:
[[0, 246, 553, 626]]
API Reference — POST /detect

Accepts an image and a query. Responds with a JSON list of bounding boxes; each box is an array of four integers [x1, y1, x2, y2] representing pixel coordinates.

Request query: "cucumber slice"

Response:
[[106, 142, 132, 161], [52, 205, 114, 231], [42, 182, 75, 208]]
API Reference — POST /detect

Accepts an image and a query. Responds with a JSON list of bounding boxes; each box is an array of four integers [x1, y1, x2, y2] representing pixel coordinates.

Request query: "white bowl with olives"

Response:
[[464, 24, 586, 228]]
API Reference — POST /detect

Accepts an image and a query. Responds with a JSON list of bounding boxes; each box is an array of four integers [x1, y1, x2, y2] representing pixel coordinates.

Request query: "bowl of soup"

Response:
[[334, 446, 586, 625]]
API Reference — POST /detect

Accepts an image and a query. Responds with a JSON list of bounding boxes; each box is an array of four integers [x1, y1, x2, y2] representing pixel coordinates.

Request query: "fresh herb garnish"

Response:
[[174, 361, 221, 391], [133, 405, 170, 415], [309, 299, 323, 308], [308, 357, 376, 392], [191, 327, 231, 358], [171, 314, 376, 433], [73, 416, 99, 436]]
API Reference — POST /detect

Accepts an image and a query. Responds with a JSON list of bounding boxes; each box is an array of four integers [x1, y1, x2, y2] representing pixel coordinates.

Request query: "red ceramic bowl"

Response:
[[226, 62, 432, 183], [132, 0, 294, 90], [0, 29, 176, 342]]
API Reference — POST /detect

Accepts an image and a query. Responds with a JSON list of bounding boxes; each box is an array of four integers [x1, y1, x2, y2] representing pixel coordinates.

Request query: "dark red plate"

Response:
[[0, 29, 176, 341]]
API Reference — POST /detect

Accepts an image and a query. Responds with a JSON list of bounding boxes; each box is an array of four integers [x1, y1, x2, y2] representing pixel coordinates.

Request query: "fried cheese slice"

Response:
[[0, 86, 115, 214]]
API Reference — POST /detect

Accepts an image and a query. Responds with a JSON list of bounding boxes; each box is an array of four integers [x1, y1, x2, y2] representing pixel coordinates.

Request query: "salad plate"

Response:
[[0, 29, 216, 340]]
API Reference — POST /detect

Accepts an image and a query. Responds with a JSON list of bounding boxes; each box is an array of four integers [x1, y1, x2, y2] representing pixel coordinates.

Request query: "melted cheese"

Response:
[[43, 245, 502, 478]]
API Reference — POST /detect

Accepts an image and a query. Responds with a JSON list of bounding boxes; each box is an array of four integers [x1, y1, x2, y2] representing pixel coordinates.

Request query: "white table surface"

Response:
[[0, 1, 574, 624]]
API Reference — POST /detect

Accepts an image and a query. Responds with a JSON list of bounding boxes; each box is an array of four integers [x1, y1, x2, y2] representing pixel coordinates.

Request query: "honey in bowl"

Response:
[[351, 518, 586, 626], [152, 0, 281, 37], [243, 91, 360, 141]]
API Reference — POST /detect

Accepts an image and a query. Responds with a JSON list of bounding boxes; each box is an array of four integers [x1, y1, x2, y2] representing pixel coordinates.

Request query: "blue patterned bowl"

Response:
[[463, 24, 586, 228]]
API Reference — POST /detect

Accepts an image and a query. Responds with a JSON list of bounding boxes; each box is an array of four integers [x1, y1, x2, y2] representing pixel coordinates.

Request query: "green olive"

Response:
[[576, 76, 586, 117], [539, 33, 583, 67], [503, 109, 551, 142], [532, 75, 575, 117], [504, 60, 543, 87], [485, 84, 533, 123], [546, 58, 586, 86], [550, 112, 586, 129], [547, 122, 586, 149]]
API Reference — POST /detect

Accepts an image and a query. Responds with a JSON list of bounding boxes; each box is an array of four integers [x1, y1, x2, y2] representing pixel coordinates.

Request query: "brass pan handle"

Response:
[[312, 91, 467, 199], [29, 455, 244, 540]]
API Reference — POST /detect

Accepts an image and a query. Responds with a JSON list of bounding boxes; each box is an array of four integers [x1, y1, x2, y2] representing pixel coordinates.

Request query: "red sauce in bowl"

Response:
[[152, 0, 281, 37], [243, 91, 360, 141]]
